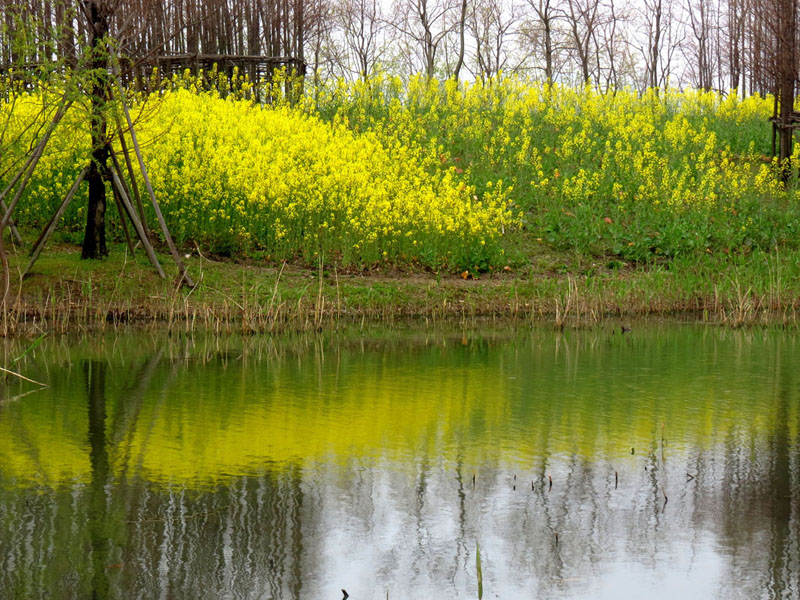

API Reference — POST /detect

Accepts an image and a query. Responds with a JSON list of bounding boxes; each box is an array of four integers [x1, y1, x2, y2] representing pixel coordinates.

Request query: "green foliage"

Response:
[[309, 75, 797, 264], [3, 71, 800, 270]]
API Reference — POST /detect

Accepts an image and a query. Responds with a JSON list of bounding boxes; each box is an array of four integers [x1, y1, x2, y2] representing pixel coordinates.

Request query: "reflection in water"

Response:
[[0, 326, 798, 599], [87, 361, 110, 600], [762, 368, 796, 599], [108, 467, 306, 599]]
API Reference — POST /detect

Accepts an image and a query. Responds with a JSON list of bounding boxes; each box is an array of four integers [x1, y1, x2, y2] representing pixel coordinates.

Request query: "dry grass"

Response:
[[1, 240, 798, 337]]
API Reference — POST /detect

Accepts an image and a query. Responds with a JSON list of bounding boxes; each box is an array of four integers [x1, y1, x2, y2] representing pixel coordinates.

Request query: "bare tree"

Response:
[[391, 0, 458, 78], [336, 0, 387, 80], [746, 0, 771, 95], [305, 0, 335, 89], [563, 0, 603, 84], [684, 0, 717, 90], [518, 0, 564, 81], [640, 0, 665, 89], [467, 0, 522, 81], [725, 0, 746, 91], [452, 0, 468, 79]]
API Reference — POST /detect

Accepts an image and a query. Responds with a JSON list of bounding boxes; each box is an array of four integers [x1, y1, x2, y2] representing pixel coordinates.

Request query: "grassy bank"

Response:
[[2, 239, 798, 336]]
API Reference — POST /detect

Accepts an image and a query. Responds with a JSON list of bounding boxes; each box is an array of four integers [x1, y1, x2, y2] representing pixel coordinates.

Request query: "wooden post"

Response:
[[24, 167, 88, 277], [108, 145, 149, 244], [112, 70, 194, 286], [772, 92, 779, 159], [113, 116, 149, 234], [0, 219, 7, 311], [0, 201, 22, 245], [109, 169, 166, 279], [0, 100, 71, 230], [110, 174, 135, 255]]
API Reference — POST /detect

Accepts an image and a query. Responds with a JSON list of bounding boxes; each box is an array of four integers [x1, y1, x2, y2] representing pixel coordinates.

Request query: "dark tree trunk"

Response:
[[544, 16, 553, 82], [86, 360, 109, 600], [453, 0, 467, 80], [775, 0, 797, 181], [83, 153, 108, 258], [82, 0, 110, 259]]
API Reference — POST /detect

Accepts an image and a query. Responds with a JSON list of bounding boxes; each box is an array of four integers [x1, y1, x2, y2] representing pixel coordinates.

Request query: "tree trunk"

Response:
[[83, 154, 108, 259], [544, 17, 553, 82], [82, 0, 110, 260], [453, 0, 467, 79], [86, 360, 110, 600], [777, 0, 797, 182]]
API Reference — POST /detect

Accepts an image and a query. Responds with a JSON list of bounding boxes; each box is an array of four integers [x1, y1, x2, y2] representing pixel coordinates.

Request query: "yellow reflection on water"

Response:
[[0, 327, 797, 488]]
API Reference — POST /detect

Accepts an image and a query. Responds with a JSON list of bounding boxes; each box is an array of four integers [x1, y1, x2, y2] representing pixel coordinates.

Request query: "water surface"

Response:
[[0, 324, 798, 599]]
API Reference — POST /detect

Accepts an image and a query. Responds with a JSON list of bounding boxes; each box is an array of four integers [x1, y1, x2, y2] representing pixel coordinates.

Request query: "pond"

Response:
[[0, 324, 798, 599]]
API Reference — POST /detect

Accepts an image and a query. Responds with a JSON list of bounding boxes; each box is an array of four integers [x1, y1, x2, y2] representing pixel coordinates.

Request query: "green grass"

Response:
[[2, 235, 798, 336]]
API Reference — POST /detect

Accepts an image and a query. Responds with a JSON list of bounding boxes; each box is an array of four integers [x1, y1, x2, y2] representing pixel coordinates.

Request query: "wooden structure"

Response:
[[770, 109, 800, 158], [2, 54, 306, 82], [0, 63, 199, 304], [125, 54, 306, 101], [0, 51, 305, 306], [142, 54, 304, 80]]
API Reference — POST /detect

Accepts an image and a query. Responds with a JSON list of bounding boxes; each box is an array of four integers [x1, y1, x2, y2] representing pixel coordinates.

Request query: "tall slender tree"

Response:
[[82, 0, 111, 259]]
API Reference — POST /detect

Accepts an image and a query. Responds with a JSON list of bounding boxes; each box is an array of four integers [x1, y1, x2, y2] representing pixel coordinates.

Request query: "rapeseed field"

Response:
[[2, 71, 798, 270]]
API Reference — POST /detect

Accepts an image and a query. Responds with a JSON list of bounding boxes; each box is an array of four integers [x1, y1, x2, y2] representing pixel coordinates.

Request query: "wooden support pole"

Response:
[[0, 139, 43, 205], [108, 147, 140, 253], [109, 169, 166, 279], [113, 115, 148, 234], [24, 166, 88, 277], [1, 100, 71, 230], [0, 221, 8, 312], [112, 73, 194, 286], [0, 200, 22, 245], [110, 174, 135, 255], [772, 91, 779, 158]]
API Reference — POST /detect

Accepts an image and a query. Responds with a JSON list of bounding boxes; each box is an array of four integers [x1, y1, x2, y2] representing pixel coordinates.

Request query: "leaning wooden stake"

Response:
[[110, 175, 136, 255], [107, 147, 137, 253], [114, 115, 149, 235], [0, 100, 71, 230], [0, 224, 8, 313], [24, 166, 88, 277], [0, 143, 43, 209], [112, 76, 193, 286], [0, 200, 22, 245], [109, 145, 142, 228], [109, 169, 166, 279]]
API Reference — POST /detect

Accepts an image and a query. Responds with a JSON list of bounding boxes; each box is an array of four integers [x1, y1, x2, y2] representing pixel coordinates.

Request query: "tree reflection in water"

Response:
[[0, 328, 798, 599]]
